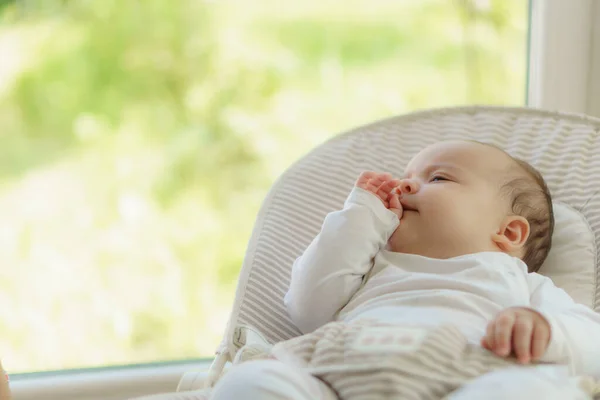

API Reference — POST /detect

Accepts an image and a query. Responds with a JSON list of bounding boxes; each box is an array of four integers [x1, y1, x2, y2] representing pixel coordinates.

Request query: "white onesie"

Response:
[[284, 187, 600, 377]]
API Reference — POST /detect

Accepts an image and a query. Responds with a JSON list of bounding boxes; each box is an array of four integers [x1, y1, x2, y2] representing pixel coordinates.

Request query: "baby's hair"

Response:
[[502, 158, 554, 273], [471, 141, 554, 273]]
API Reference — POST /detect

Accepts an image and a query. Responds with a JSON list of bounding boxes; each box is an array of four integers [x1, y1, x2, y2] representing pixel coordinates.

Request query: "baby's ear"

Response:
[[492, 216, 530, 254]]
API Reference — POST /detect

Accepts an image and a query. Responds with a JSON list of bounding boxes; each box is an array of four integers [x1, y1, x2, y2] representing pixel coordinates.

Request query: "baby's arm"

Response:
[[527, 273, 600, 376], [284, 172, 401, 334]]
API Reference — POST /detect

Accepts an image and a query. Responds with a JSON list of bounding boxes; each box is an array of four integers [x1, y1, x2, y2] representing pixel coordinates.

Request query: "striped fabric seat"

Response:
[[205, 106, 600, 388], [131, 106, 600, 399]]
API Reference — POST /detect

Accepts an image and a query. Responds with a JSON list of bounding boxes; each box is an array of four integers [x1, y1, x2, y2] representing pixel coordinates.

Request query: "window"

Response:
[[0, 0, 528, 373]]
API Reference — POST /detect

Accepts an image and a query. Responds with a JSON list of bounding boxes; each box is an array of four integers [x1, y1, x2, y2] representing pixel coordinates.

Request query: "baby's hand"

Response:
[[481, 307, 550, 364], [355, 171, 402, 218]]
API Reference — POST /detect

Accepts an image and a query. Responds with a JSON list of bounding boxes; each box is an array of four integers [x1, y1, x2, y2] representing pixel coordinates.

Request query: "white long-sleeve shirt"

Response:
[[284, 187, 600, 377]]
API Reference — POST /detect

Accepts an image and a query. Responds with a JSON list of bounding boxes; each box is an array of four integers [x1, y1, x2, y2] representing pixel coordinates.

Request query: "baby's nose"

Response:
[[399, 179, 419, 195]]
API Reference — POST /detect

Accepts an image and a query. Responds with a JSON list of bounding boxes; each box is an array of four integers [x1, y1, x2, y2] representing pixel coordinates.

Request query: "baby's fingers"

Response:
[[387, 192, 403, 218], [531, 323, 550, 361], [355, 171, 378, 189], [356, 171, 392, 192], [512, 315, 533, 364], [494, 312, 516, 357], [483, 320, 496, 350], [377, 179, 401, 199], [388, 192, 401, 210], [369, 172, 393, 188]]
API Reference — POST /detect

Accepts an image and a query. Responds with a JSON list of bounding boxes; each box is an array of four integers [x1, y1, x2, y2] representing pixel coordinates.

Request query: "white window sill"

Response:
[[10, 360, 212, 400]]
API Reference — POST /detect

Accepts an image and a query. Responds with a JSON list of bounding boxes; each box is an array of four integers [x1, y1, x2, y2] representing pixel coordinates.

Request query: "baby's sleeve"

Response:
[[527, 273, 600, 376], [284, 187, 399, 334]]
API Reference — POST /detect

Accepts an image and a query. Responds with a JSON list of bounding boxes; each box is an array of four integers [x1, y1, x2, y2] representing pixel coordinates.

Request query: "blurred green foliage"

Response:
[[0, 0, 526, 372]]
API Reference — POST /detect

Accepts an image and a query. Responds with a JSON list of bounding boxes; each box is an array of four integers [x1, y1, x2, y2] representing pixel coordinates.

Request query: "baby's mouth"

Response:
[[400, 197, 419, 218], [400, 199, 418, 213], [400, 206, 418, 221]]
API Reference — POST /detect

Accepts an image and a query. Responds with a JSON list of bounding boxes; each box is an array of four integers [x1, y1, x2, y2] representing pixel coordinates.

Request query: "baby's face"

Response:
[[388, 141, 513, 259]]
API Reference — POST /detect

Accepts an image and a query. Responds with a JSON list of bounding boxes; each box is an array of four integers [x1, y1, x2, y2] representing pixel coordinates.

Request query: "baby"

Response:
[[211, 140, 600, 400]]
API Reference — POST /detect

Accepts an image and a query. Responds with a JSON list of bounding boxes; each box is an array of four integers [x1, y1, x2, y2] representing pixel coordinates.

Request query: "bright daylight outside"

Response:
[[0, 0, 527, 373]]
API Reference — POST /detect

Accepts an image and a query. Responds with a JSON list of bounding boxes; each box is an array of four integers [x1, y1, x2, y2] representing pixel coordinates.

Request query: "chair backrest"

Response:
[[215, 106, 600, 358]]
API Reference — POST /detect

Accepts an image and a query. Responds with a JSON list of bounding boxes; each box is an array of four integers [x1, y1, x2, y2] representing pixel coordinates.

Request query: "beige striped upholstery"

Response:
[[216, 106, 600, 366]]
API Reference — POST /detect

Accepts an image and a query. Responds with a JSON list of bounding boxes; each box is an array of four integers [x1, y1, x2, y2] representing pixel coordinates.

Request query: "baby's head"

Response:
[[388, 140, 554, 273]]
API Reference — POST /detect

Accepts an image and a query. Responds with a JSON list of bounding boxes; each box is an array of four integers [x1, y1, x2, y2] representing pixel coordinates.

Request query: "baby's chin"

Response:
[[387, 217, 433, 255], [387, 223, 414, 252], [396, 211, 418, 229]]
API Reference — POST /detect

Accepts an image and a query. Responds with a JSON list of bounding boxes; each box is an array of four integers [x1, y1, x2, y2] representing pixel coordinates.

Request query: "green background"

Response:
[[0, 0, 527, 372]]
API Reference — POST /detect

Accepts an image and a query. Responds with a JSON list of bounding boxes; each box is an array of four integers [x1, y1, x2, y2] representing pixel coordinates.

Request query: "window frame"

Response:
[[527, 0, 597, 115]]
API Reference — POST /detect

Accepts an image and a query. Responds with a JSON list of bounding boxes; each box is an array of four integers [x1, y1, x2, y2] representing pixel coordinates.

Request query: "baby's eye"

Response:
[[430, 176, 449, 182]]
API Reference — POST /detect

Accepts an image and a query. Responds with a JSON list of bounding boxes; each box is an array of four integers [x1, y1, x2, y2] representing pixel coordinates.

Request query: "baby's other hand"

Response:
[[355, 171, 402, 218], [481, 307, 550, 364]]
